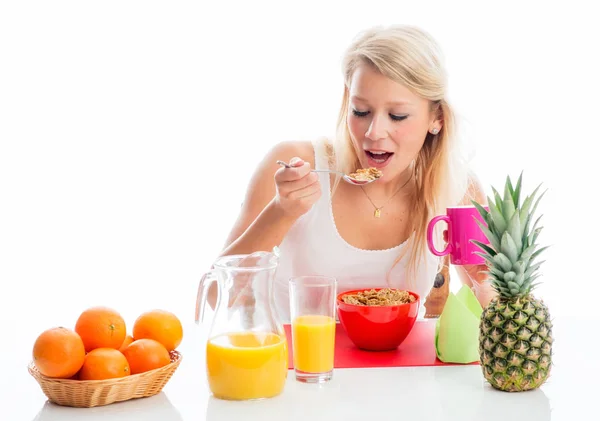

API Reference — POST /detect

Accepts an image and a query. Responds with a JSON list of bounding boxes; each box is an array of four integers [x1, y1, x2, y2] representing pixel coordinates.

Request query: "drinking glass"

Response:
[[289, 276, 337, 383]]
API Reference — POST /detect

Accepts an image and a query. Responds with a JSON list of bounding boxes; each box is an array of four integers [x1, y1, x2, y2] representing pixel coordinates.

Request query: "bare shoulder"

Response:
[[459, 170, 488, 206]]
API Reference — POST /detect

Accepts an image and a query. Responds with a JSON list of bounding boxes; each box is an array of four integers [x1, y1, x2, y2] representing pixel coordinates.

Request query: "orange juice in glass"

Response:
[[206, 331, 288, 400], [292, 315, 335, 373], [289, 276, 337, 383]]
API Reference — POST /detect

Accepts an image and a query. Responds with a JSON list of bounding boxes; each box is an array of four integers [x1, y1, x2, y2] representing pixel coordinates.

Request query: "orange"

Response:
[[133, 309, 183, 351], [75, 306, 127, 352], [32, 327, 85, 378], [122, 338, 171, 374], [118, 334, 134, 352], [78, 348, 130, 380]]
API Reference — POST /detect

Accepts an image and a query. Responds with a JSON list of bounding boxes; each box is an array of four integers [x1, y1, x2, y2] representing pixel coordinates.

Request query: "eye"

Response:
[[352, 109, 369, 117], [390, 114, 408, 121]]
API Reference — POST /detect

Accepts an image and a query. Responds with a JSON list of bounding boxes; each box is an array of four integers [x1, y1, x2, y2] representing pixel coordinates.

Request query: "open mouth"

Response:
[[366, 150, 394, 166]]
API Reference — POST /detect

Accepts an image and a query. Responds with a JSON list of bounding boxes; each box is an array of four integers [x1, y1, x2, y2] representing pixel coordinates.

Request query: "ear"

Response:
[[428, 102, 443, 135]]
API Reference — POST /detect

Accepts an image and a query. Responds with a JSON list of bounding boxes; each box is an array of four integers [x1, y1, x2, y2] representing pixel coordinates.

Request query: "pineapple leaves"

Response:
[[487, 196, 507, 234], [513, 172, 523, 208], [507, 211, 523, 254], [488, 266, 506, 280], [475, 219, 501, 251], [521, 244, 538, 261], [531, 226, 543, 245], [527, 281, 543, 293], [524, 261, 545, 279], [507, 281, 520, 291], [476, 173, 549, 298], [514, 273, 525, 286], [490, 279, 511, 296], [512, 260, 525, 274], [520, 184, 544, 246], [474, 252, 495, 266], [530, 188, 547, 223], [502, 181, 517, 223], [493, 253, 513, 272], [519, 183, 542, 227], [492, 187, 504, 214], [505, 174, 515, 197], [471, 199, 489, 219], [471, 239, 497, 257], [528, 215, 543, 244], [523, 274, 542, 292], [500, 232, 519, 263], [530, 245, 549, 262], [531, 214, 543, 233]]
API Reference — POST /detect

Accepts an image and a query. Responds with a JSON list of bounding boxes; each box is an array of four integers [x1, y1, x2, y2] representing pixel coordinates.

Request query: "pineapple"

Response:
[[471, 173, 552, 392]]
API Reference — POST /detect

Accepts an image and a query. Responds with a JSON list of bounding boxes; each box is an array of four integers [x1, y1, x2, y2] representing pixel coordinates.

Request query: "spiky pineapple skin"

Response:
[[479, 295, 553, 392]]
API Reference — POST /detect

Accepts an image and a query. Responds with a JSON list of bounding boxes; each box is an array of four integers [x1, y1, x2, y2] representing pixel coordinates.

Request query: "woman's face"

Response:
[[347, 63, 441, 183]]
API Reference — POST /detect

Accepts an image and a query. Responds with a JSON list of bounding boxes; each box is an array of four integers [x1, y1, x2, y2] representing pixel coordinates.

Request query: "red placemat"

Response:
[[283, 319, 479, 368]]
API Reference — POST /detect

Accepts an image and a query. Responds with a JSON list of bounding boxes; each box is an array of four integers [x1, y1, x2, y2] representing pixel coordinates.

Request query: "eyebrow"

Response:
[[350, 95, 412, 106]]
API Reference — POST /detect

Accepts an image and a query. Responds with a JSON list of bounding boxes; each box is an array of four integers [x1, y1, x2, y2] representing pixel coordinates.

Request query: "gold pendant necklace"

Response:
[[360, 172, 413, 218]]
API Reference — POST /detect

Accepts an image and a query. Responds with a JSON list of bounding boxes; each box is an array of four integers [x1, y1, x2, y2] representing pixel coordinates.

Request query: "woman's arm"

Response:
[[200, 141, 316, 312], [219, 140, 316, 256]]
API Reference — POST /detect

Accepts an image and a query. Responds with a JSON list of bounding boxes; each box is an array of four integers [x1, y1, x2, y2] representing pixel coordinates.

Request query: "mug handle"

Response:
[[195, 270, 220, 325], [427, 215, 452, 257]]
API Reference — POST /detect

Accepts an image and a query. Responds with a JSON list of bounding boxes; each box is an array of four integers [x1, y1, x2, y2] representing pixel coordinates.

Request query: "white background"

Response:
[[1, 0, 598, 416]]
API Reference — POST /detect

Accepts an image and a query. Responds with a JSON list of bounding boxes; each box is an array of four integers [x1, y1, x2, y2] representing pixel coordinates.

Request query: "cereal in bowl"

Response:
[[341, 288, 415, 306]]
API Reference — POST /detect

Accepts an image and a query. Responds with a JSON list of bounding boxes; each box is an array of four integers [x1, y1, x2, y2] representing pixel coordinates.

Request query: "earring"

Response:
[[431, 128, 439, 135]]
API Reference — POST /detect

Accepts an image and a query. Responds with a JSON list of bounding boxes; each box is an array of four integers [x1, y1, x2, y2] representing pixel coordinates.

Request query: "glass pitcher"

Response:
[[195, 252, 288, 401]]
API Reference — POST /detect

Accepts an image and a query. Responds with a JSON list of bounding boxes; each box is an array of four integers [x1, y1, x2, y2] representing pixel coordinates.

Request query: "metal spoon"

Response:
[[276, 160, 379, 186]]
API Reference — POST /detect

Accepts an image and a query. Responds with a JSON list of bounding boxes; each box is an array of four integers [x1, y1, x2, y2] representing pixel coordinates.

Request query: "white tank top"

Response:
[[272, 139, 441, 323]]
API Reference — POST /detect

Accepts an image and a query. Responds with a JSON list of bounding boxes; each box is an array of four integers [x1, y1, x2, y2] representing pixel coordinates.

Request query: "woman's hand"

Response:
[[443, 229, 497, 308], [274, 157, 321, 219]]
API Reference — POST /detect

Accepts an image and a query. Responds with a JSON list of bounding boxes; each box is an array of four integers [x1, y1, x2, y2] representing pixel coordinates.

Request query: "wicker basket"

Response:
[[28, 350, 182, 408]]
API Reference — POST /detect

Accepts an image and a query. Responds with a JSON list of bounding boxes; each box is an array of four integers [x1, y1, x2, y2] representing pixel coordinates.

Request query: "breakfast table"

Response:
[[2, 311, 596, 421]]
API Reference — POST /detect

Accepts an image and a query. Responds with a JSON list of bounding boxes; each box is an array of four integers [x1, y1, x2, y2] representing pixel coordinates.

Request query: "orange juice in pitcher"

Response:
[[206, 331, 287, 400], [196, 252, 288, 400]]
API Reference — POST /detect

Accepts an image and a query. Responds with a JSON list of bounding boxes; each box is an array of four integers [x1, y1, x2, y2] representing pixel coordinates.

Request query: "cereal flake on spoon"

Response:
[[348, 167, 383, 182]]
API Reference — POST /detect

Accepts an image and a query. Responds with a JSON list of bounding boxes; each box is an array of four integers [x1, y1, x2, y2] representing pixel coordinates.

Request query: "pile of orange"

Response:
[[32, 307, 183, 380]]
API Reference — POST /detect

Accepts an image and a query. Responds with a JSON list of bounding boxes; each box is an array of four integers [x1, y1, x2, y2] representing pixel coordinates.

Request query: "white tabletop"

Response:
[[1, 311, 596, 421]]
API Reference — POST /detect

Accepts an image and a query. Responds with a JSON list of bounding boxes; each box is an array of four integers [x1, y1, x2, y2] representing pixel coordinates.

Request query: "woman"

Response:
[[218, 24, 495, 322]]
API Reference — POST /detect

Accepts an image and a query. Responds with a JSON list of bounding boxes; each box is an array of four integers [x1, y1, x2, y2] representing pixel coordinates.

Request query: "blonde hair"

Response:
[[330, 24, 471, 288]]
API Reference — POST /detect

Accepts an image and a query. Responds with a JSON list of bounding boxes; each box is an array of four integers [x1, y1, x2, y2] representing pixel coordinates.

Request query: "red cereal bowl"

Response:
[[336, 288, 420, 351]]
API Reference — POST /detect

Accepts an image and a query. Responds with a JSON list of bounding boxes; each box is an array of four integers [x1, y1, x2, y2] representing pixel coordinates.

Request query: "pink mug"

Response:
[[426, 205, 490, 265]]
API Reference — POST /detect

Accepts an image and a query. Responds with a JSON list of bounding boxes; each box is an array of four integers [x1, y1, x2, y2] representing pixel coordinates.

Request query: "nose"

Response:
[[365, 114, 387, 142]]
